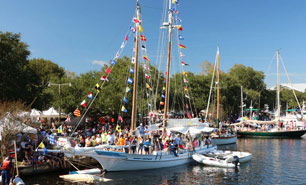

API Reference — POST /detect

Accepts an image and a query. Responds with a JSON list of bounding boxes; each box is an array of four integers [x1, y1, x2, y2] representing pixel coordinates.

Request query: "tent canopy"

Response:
[[30, 109, 42, 117], [42, 107, 59, 117], [42, 107, 66, 117]]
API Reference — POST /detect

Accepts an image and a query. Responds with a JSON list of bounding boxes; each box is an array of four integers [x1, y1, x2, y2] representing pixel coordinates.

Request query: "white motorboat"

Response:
[[192, 153, 238, 168], [211, 134, 237, 145], [208, 150, 252, 163], [69, 168, 102, 175], [59, 174, 112, 183]]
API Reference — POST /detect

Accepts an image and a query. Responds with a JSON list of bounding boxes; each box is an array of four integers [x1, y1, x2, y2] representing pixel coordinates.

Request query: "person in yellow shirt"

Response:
[[102, 132, 107, 144], [91, 136, 97, 147]]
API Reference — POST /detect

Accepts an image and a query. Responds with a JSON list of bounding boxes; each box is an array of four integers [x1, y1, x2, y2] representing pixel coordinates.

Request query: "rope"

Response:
[[153, 0, 168, 110], [205, 49, 218, 122], [66, 159, 80, 171], [279, 54, 302, 112]]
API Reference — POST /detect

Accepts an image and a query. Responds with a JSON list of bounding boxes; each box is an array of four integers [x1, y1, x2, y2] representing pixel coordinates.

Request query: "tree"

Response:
[[228, 64, 265, 91], [61, 56, 162, 120], [0, 32, 31, 103], [199, 60, 214, 75], [26, 58, 66, 110]]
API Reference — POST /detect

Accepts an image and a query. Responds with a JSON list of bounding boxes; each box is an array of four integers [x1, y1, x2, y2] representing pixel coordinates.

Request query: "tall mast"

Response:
[[241, 86, 244, 118], [131, 0, 140, 131], [163, 0, 174, 128], [204, 48, 218, 123], [276, 50, 280, 122], [216, 46, 220, 129]]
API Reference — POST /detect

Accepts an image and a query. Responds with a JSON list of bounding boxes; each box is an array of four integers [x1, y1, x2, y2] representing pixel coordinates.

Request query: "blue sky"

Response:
[[1, 0, 306, 87]]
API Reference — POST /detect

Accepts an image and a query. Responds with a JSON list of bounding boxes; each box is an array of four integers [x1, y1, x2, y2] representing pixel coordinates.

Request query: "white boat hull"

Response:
[[192, 153, 236, 168], [60, 174, 112, 183], [212, 150, 252, 163], [211, 135, 237, 145], [69, 168, 102, 175], [78, 145, 217, 171]]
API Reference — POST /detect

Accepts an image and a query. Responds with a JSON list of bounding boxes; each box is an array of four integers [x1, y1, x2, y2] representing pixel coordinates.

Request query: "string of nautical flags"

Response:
[[139, 19, 154, 118], [119, 12, 154, 124], [173, 0, 193, 119]]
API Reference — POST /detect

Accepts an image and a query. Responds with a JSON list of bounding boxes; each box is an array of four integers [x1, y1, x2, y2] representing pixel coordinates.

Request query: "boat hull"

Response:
[[211, 135, 237, 145], [237, 130, 306, 138], [80, 145, 217, 171], [212, 151, 252, 163], [192, 154, 236, 168]]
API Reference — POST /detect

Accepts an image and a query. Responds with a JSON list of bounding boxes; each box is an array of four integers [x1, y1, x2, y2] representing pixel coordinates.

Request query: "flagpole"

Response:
[[131, 0, 140, 131]]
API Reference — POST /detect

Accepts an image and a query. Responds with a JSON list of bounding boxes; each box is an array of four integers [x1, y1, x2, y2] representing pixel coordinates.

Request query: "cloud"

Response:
[[92, 60, 107, 66]]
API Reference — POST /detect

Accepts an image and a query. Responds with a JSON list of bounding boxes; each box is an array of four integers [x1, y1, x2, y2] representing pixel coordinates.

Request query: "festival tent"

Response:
[[42, 107, 66, 118], [30, 109, 42, 118], [42, 107, 59, 117]]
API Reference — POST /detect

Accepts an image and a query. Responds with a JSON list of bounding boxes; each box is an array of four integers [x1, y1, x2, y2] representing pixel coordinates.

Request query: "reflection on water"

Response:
[[24, 138, 306, 185]]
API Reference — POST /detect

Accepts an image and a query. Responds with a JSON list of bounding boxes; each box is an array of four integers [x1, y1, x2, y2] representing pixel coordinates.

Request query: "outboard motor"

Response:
[[232, 156, 239, 169]]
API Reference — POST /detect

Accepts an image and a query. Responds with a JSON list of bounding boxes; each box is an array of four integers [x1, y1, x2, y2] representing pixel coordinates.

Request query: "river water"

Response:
[[23, 137, 306, 185]]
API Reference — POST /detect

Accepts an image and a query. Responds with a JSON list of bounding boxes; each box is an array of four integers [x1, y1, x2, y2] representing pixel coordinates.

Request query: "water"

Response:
[[23, 138, 306, 185]]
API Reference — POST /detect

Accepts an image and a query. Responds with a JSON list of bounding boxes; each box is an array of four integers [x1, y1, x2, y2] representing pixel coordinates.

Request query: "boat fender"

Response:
[[232, 156, 239, 168]]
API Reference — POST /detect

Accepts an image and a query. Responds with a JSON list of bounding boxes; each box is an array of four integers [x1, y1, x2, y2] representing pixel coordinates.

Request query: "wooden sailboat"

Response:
[[209, 47, 237, 145], [234, 50, 306, 138], [55, 0, 216, 172]]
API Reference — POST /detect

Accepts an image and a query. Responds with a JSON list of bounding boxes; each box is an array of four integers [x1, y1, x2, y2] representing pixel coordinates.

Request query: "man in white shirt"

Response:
[[106, 132, 114, 145]]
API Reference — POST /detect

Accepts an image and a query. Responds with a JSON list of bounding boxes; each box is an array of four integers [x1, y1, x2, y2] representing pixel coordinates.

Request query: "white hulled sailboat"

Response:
[[53, 0, 216, 172]]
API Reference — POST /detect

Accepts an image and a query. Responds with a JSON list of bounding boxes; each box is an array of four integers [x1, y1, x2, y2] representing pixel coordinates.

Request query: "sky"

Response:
[[1, 0, 306, 87]]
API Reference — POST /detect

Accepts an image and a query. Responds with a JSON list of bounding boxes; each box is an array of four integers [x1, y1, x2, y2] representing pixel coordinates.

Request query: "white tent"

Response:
[[42, 107, 59, 117], [30, 109, 42, 117]]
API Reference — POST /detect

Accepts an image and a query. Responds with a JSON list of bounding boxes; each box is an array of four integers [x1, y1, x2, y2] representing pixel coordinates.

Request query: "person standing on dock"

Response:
[[1, 157, 13, 185]]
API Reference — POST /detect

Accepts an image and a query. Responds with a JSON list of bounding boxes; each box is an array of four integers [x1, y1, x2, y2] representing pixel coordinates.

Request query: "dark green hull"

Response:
[[237, 130, 306, 138]]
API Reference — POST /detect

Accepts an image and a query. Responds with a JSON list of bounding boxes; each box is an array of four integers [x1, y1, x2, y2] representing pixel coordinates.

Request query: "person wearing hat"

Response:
[[137, 123, 145, 136], [1, 156, 13, 185]]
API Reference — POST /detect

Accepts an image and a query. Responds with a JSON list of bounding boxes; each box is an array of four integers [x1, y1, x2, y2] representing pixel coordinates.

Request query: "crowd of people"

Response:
[[72, 120, 213, 157], [34, 115, 213, 158]]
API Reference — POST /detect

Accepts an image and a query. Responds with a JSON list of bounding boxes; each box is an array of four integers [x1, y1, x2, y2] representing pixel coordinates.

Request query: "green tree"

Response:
[[0, 32, 31, 103], [61, 56, 162, 120], [26, 58, 66, 110]]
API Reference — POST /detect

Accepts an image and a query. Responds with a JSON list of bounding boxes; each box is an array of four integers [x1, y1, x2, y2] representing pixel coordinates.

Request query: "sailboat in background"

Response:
[[233, 50, 306, 138], [205, 47, 237, 145]]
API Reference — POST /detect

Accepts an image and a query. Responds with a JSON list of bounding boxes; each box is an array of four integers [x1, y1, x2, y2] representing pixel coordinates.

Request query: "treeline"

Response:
[[1, 31, 305, 120]]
